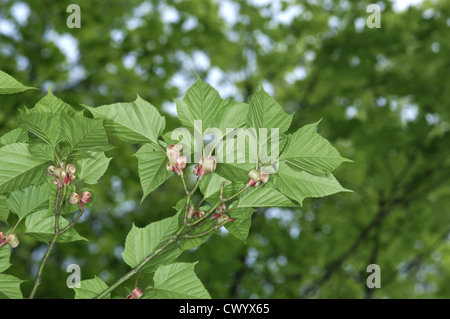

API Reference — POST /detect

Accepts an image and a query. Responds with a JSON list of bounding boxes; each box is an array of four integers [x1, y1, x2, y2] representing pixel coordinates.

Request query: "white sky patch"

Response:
[[182, 16, 198, 32], [44, 30, 79, 64], [122, 52, 137, 69], [133, 1, 153, 18], [218, 0, 240, 26], [273, 5, 303, 25], [16, 55, 29, 71], [160, 4, 180, 24], [192, 50, 211, 70], [43, 30, 86, 85], [261, 80, 274, 96], [0, 18, 20, 40], [162, 100, 178, 117], [285, 66, 307, 84], [346, 106, 358, 119], [206, 67, 242, 99], [126, 17, 143, 30], [110, 29, 126, 44], [254, 31, 273, 52], [400, 103, 419, 123], [10, 1, 30, 26], [392, 0, 425, 12]]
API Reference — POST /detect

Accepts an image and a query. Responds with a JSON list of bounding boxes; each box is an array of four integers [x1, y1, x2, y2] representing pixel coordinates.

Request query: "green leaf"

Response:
[[61, 113, 112, 152], [272, 162, 351, 206], [28, 142, 55, 162], [0, 143, 47, 193], [247, 86, 293, 136], [234, 183, 297, 208], [18, 112, 63, 148], [0, 70, 36, 94], [199, 174, 243, 204], [24, 210, 88, 243], [214, 102, 249, 133], [24, 88, 77, 115], [0, 274, 24, 299], [176, 75, 238, 134], [0, 196, 9, 224], [146, 262, 210, 299], [215, 138, 256, 183], [179, 234, 211, 251], [83, 95, 165, 145], [134, 143, 169, 202], [74, 276, 109, 299], [225, 207, 256, 241], [6, 183, 49, 220], [280, 121, 352, 175], [121, 214, 180, 269], [76, 151, 112, 184], [0, 247, 11, 272], [0, 128, 28, 146], [141, 244, 182, 274]]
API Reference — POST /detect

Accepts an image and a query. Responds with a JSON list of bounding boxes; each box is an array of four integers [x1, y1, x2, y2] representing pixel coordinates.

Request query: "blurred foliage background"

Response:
[[1, 0, 449, 298]]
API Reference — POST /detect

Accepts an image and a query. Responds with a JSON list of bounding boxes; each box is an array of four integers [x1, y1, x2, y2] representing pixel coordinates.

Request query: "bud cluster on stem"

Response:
[[193, 155, 217, 176], [0, 232, 20, 248], [247, 168, 270, 187], [48, 162, 77, 189], [166, 143, 186, 174], [69, 191, 92, 207]]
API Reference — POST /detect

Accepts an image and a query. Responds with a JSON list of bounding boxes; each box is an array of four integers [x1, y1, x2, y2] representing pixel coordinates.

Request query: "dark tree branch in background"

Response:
[[381, 228, 450, 290], [300, 157, 449, 298]]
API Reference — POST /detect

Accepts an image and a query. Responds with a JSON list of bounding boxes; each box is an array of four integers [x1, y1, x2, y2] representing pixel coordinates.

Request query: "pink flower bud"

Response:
[[187, 206, 196, 219], [260, 170, 269, 183], [53, 177, 62, 187], [174, 143, 183, 152], [176, 155, 187, 172], [166, 144, 180, 165], [69, 192, 80, 204], [248, 169, 260, 183], [54, 168, 66, 179], [66, 164, 76, 175], [215, 203, 226, 214], [7, 234, 19, 248], [248, 178, 260, 187], [81, 191, 91, 204], [166, 162, 173, 173], [195, 210, 205, 220], [126, 287, 143, 299], [0, 232, 6, 247], [193, 164, 199, 175], [47, 165, 56, 177], [216, 214, 231, 224], [70, 174, 76, 182], [199, 156, 216, 174]]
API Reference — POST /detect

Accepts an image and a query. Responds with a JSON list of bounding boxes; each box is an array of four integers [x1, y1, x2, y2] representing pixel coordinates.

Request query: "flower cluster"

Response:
[[48, 162, 77, 188], [186, 205, 206, 220], [0, 232, 19, 248], [126, 287, 143, 299], [212, 203, 234, 223], [165, 143, 187, 174], [69, 191, 91, 208], [193, 156, 217, 177], [247, 168, 270, 187]]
